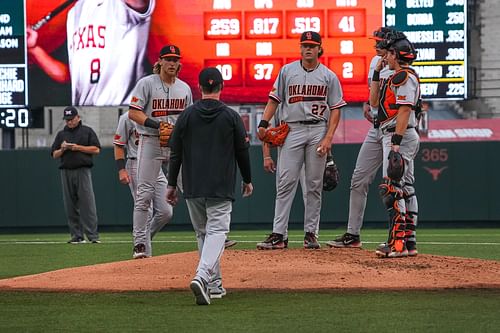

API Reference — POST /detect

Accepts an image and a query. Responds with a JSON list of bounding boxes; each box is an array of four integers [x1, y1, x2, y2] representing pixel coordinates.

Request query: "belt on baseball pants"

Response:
[[386, 126, 414, 133], [293, 120, 324, 125], [139, 134, 159, 137], [128, 157, 137, 160]]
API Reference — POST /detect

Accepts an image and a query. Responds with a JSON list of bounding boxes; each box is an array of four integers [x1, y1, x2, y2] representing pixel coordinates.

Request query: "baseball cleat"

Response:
[[224, 239, 237, 249], [406, 241, 418, 256], [67, 237, 86, 244], [209, 286, 227, 299], [132, 243, 148, 259], [256, 233, 285, 250], [304, 232, 321, 249], [375, 242, 407, 258], [190, 277, 211, 305], [325, 233, 362, 248]]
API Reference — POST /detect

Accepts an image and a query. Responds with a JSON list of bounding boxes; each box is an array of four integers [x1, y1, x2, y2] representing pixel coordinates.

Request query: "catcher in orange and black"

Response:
[[369, 33, 421, 259]]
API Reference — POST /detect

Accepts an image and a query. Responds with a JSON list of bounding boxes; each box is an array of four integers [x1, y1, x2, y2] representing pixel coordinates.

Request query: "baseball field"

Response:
[[0, 228, 499, 332]]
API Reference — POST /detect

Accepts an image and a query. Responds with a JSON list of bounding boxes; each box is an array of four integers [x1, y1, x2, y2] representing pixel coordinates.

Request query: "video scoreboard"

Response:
[[385, 0, 468, 100]]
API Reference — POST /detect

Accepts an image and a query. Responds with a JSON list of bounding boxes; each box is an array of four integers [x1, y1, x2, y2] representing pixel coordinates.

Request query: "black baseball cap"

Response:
[[300, 31, 321, 45], [160, 45, 181, 58], [62, 106, 78, 120], [199, 67, 223, 88]]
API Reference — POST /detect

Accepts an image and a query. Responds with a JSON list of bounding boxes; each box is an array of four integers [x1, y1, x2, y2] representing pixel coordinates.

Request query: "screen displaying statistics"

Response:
[[385, 0, 468, 100]]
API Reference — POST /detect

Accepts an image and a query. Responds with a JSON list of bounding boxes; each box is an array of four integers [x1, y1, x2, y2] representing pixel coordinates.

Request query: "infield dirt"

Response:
[[1, 248, 499, 292]]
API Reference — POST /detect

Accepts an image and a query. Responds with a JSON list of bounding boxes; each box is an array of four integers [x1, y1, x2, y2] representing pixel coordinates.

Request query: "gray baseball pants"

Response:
[[186, 198, 231, 286]]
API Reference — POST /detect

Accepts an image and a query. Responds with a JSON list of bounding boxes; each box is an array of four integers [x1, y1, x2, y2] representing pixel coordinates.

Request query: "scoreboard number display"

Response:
[[385, 0, 468, 100]]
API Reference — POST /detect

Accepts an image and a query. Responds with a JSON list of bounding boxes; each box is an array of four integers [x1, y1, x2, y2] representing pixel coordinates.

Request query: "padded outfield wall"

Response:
[[0, 142, 499, 229]]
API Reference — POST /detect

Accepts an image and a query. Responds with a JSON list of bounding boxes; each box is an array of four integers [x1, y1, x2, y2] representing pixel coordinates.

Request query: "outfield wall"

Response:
[[1, 141, 499, 229]]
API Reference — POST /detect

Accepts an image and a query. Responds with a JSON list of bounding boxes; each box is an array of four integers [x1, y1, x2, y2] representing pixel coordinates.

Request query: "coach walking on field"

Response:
[[166, 67, 253, 305]]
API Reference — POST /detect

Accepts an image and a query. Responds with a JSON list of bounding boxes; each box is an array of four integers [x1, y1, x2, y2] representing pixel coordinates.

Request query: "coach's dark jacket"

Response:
[[167, 98, 251, 201]]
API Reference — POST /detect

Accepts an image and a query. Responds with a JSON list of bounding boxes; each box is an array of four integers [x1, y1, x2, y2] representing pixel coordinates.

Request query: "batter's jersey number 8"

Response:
[[90, 59, 101, 83]]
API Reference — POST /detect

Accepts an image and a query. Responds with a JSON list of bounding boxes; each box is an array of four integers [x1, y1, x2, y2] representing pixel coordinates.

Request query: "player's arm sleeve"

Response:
[[234, 112, 252, 184], [121, 0, 156, 22], [268, 68, 285, 103], [88, 128, 102, 150], [113, 115, 129, 146], [395, 76, 418, 107], [328, 74, 347, 110], [129, 78, 149, 112], [167, 112, 185, 187]]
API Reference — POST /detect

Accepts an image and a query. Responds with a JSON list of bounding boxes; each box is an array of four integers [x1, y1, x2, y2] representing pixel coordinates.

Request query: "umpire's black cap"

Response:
[[62, 106, 78, 120], [199, 67, 223, 88], [300, 31, 321, 45]]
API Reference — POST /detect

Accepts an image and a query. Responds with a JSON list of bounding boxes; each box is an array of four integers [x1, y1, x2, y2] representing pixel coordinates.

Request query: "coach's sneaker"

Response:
[[67, 237, 86, 244], [325, 233, 362, 248], [224, 239, 237, 249], [406, 241, 418, 257], [190, 277, 211, 305], [256, 233, 285, 250], [304, 232, 321, 249], [133, 243, 148, 259], [209, 285, 227, 299]]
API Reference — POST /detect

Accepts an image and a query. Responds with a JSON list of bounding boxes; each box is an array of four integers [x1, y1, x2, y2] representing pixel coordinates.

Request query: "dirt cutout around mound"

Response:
[[1, 249, 499, 292]]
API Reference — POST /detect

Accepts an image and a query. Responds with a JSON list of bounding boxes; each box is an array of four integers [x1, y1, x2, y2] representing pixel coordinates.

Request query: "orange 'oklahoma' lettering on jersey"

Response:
[[288, 85, 327, 97], [152, 98, 186, 111], [71, 25, 106, 51]]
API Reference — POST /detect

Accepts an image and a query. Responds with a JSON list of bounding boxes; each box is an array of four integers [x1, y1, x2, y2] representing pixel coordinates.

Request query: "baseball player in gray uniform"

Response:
[[256, 31, 346, 250], [326, 27, 395, 249], [370, 36, 420, 258], [128, 45, 193, 259], [114, 111, 167, 257]]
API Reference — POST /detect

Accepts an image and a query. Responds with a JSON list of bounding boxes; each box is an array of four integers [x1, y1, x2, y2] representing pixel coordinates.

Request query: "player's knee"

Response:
[[379, 178, 403, 209]]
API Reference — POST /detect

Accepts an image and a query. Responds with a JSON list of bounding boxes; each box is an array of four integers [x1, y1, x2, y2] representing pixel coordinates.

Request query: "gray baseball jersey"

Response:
[[67, 0, 155, 106], [113, 111, 139, 159], [130, 74, 193, 136], [270, 60, 346, 122]]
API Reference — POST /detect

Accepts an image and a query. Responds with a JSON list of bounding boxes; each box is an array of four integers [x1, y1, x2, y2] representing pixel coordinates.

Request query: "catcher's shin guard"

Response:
[[379, 178, 406, 254], [404, 182, 418, 253]]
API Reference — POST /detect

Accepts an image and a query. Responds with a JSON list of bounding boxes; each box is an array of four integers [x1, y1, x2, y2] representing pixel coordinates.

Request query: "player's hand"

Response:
[[263, 157, 276, 173], [257, 126, 267, 141], [391, 144, 400, 153], [26, 27, 38, 49], [166, 186, 178, 206], [362, 102, 373, 123], [316, 138, 331, 157], [118, 169, 130, 185], [241, 182, 253, 198], [375, 57, 386, 71]]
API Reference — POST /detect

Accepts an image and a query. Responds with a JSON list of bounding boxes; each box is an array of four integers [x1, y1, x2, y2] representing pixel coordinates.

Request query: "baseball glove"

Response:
[[159, 121, 174, 147], [262, 123, 290, 146], [323, 155, 340, 191], [387, 150, 404, 181]]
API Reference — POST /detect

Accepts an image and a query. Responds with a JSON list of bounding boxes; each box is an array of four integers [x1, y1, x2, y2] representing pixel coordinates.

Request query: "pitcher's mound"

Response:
[[1, 249, 499, 292]]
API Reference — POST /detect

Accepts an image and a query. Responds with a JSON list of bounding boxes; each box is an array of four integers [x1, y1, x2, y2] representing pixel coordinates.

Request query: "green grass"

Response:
[[0, 229, 499, 332]]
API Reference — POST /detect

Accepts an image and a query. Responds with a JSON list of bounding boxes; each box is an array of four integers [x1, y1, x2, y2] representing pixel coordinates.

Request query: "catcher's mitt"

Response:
[[262, 123, 290, 146], [387, 150, 404, 181], [159, 121, 174, 147], [323, 155, 340, 191]]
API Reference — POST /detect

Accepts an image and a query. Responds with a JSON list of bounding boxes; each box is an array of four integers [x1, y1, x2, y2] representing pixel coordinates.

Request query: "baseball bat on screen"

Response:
[[31, 0, 76, 31]]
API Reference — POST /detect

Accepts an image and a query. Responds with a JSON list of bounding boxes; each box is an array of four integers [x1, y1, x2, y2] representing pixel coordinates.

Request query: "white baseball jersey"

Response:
[[129, 74, 193, 135], [113, 111, 139, 159], [269, 60, 346, 122], [67, 0, 155, 106]]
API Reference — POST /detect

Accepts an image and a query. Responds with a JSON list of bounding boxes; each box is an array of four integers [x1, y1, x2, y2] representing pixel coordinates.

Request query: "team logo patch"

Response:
[[131, 96, 139, 103], [114, 134, 121, 140], [397, 95, 406, 100], [170, 46, 176, 53]]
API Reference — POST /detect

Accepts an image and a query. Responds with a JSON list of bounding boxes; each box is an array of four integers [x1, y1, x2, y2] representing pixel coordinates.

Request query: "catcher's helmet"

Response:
[[370, 27, 396, 49], [388, 37, 417, 64]]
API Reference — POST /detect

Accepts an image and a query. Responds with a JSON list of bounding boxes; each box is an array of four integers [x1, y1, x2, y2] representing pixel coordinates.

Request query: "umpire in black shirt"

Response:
[[51, 106, 101, 244]]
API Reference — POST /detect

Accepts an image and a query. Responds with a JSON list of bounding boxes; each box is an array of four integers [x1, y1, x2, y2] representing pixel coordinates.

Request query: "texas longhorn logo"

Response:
[[423, 166, 448, 181]]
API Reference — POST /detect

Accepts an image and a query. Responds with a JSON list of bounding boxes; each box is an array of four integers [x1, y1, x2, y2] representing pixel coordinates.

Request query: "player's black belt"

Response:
[[295, 119, 324, 125], [128, 157, 137, 160], [140, 134, 159, 137], [386, 126, 414, 132]]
